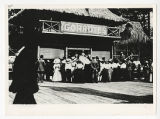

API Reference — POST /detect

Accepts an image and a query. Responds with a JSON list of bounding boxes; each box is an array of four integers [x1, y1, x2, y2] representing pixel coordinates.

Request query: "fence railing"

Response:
[[39, 20, 121, 38]]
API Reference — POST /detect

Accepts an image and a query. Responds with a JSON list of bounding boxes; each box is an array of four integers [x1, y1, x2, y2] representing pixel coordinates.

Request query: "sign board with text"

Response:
[[40, 20, 120, 38], [61, 21, 108, 37]]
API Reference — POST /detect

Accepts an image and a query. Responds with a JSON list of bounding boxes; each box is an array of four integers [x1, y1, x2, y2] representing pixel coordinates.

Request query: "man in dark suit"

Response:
[[91, 57, 100, 83]]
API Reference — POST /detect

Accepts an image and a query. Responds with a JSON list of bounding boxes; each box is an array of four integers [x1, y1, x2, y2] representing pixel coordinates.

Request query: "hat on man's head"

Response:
[[108, 59, 112, 63], [54, 58, 61, 63], [102, 57, 105, 60], [66, 58, 71, 62], [96, 56, 99, 59], [40, 55, 43, 58]]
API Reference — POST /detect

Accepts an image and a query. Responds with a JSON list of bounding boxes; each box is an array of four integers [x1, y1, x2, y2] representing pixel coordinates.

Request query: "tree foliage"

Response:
[[8, 9, 21, 18], [109, 8, 153, 37]]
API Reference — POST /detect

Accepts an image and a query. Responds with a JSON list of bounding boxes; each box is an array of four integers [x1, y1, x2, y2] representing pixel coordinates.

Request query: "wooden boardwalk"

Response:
[[9, 81, 153, 104]]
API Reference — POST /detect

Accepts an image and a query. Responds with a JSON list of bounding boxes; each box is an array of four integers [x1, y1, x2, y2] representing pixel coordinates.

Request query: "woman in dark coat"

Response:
[[61, 58, 66, 82], [9, 47, 39, 104], [45, 60, 54, 81]]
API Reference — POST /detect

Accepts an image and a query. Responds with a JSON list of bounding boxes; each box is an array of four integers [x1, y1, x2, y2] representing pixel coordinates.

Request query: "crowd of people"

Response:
[[36, 52, 153, 83], [9, 48, 153, 104]]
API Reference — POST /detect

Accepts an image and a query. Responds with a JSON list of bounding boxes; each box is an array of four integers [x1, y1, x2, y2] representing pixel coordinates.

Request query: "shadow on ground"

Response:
[[40, 85, 153, 103]]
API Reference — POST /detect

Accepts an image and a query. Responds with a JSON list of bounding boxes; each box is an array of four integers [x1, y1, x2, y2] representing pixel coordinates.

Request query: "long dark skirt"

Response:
[[65, 69, 72, 83], [45, 68, 53, 81], [84, 64, 92, 83], [92, 70, 98, 83], [73, 69, 84, 83], [112, 68, 120, 81], [101, 69, 109, 82], [13, 92, 36, 104], [132, 69, 138, 80], [61, 70, 66, 82], [144, 69, 150, 82], [127, 69, 132, 81], [120, 69, 127, 81], [46, 71, 53, 81]]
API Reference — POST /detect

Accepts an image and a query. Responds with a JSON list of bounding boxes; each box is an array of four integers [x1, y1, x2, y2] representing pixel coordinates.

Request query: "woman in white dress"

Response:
[[52, 58, 62, 82]]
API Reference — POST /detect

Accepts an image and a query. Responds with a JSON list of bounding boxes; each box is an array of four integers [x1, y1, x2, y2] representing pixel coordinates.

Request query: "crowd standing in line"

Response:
[[36, 52, 153, 84]]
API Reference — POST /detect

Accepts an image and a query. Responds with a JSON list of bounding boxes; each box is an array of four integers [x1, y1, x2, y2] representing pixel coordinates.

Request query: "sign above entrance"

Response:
[[40, 20, 121, 38], [61, 21, 108, 36]]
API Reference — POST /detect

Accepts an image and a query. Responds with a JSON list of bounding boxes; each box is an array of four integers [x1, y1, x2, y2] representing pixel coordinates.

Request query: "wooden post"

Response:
[[66, 47, 68, 58], [112, 46, 113, 59], [90, 48, 92, 57], [148, 11, 150, 38], [113, 41, 116, 59], [42, 22, 44, 32], [37, 46, 40, 59]]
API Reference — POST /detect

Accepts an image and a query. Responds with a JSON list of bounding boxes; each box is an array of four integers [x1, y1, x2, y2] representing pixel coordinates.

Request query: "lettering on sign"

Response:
[[61, 21, 108, 36]]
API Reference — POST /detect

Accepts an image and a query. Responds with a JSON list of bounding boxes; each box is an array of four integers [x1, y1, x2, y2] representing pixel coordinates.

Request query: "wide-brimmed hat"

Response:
[[145, 61, 149, 64], [71, 56, 75, 59], [66, 58, 71, 62], [54, 58, 61, 63], [108, 59, 112, 63]]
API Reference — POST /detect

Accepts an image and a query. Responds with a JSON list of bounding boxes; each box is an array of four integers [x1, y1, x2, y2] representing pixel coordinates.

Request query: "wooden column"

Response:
[[37, 46, 40, 59], [112, 46, 113, 59], [65, 47, 68, 58], [90, 48, 92, 57]]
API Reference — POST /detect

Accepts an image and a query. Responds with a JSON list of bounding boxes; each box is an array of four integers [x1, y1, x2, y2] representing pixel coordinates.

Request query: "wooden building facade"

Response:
[[9, 9, 127, 60]]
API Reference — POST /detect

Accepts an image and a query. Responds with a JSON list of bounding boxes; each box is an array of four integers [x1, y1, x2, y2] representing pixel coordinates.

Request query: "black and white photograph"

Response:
[[8, 7, 154, 106]]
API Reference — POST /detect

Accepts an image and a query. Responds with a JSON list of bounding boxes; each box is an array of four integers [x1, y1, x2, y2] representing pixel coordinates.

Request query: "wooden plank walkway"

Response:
[[9, 81, 153, 104]]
